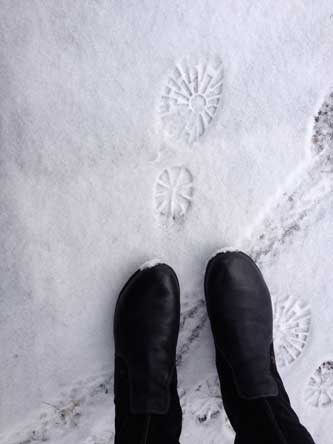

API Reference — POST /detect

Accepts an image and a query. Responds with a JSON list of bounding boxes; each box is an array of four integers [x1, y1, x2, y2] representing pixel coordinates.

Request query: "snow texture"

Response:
[[139, 258, 164, 271], [1, 1, 333, 443]]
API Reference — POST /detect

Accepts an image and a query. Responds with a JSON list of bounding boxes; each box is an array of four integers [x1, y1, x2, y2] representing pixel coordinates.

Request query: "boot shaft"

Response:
[[114, 356, 182, 444], [215, 349, 316, 444]]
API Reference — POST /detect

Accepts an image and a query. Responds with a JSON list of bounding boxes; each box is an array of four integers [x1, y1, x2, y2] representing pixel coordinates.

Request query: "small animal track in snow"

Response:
[[159, 57, 223, 144], [305, 361, 333, 407], [154, 166, 194, 221], [273, 295, 311, 368]]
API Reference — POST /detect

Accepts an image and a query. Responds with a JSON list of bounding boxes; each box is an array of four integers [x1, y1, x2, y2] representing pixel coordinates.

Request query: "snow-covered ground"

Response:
[[1, 1, 333, 443]]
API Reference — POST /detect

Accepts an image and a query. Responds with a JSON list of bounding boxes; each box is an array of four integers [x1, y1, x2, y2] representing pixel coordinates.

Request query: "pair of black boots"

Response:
[[113, 251, 316, 444]]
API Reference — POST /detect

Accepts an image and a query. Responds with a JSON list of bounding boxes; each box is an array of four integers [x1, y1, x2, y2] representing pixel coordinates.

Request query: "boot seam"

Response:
[[215, 345, 279, 400], [115, 353, 177, 415]]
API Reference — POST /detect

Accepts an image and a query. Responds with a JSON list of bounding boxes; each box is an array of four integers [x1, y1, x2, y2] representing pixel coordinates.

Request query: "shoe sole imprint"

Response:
[[154, 166, 194, 222], [159, 56, 224, 144]]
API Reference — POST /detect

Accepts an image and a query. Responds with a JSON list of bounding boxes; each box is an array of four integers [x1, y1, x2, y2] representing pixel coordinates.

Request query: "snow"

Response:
[[1, 1, 333, 443], [139, 258, 164, 270]]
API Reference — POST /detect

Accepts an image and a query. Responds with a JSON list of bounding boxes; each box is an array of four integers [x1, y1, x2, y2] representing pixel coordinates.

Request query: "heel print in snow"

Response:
[[154, 166, 194, 222], [305, 361, 333, 407], [159, 56, 223, 144], [273, 295, 311, 368]]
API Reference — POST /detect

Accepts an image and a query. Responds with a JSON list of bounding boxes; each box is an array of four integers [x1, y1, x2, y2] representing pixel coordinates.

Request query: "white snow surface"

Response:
[[1, 1, 333, 443], [139, 258, 164, 270]]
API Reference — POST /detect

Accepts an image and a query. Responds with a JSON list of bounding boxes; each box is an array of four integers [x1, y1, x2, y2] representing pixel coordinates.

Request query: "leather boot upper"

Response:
[[205, 251, 278, 400], [114, 263, 180, 414]]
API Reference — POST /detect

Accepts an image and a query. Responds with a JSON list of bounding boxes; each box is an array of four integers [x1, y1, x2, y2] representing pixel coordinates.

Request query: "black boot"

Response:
[[113, 262, 182, 444], [205, 251, 316, 444]]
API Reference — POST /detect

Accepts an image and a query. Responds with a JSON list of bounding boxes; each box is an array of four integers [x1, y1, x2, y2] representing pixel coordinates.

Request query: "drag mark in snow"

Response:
[[246, 151, 333, 266], [311, 91, 333, 156], [176, 298, 207, 366], [305, 361, 333, 407], [273, 295, 311, 368], [246, 89, 333, 265], [159, 57, 223, 144], [154, 166, 194, 221]]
